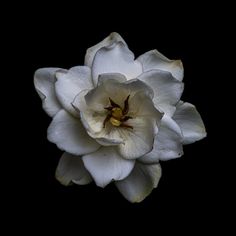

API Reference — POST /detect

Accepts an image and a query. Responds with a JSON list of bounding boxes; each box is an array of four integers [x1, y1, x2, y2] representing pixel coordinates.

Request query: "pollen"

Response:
[[111, 107, 123, 119], [110, 117, 122, 126]]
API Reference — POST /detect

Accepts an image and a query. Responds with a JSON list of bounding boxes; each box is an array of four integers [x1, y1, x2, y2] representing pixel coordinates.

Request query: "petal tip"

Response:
[[55, 170, 72, 186]]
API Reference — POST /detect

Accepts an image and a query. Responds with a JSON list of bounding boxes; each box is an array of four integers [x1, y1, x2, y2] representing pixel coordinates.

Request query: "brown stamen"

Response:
[[109, 97, 121, 108], [123, 95, 130, 115], [104, 106, 113, 111]]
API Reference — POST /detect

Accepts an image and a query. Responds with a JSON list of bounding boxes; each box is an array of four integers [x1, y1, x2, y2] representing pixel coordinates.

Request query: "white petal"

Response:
[[85, 73, 127, 112], [85, 75, 153, 112], [34, 68, 63, 117], [92, 124, 125, 146], [92, 41, 142, 85], [173, 101, 206, 144], [115, 162, 162, 203], [115, 90, 163, 159], [84, 32, 127, 68], [137, 70, 184, 116], [55, 152, 92, 186], [82, 147, 135, 188], [137, 50, 184, 81], [128, 90, 162, 118], [139, 115, 183, 163], [47, 110, 100, 155], [55, 66, 93, 117], [117, 117, 158, 159]]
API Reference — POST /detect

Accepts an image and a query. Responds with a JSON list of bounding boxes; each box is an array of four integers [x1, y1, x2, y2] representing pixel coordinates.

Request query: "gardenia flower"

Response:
[[34, 32, 206, 203]]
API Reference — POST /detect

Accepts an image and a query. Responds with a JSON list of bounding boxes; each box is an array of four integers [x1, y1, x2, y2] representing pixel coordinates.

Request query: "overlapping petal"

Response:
[[55, 66, 93, 116], [47, 110, 100, 156], [137, 50, 184, 81], [173, 101, 206, 144], [84, 32, 127, 68], [139, 115, 183, 163], [115, 162, 162, 203], [82, 147, 135, 187], [137, 70, 184, 116], [91, 41, 142, 85], [34, 68, 63, 117], [55, 152, 92, 186]]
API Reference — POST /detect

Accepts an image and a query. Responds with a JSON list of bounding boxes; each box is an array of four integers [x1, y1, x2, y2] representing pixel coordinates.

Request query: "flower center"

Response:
[[103, 95, 133, 129], [111, 107, 123, 120]]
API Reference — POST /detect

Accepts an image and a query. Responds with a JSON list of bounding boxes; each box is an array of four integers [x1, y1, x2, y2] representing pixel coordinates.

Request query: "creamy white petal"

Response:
[[115, 90, 163, 159], [137, 50, 184, 81], [128, 90, 162, 118], [115, 162, 162, 203], [82, 147, 135, 188], [85, 74, 127, 112], [139, 115, 183, 163], [55, 152, 92, 186], [55, 66, 93, 117], [117, 117, 158, 159], [84, 32, 127, 68], [137, 70, 184, 116], [73, 75, 155, 137], [47, 110, 100, 156], [85, 75, 153, 112], [92, 41, 142, 85], [173, 101, 206, 144], [34, 68, 63, 117], [81, 110, 107, 135], [93, 124, 125, 146]]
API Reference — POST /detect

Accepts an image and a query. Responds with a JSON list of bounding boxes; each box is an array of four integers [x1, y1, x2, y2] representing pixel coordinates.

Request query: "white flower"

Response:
[[34, 32, 206, 203]]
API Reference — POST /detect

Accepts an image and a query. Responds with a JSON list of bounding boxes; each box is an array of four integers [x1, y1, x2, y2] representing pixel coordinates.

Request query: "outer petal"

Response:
[[137, 50, 184, 81], [55, 152, 92, 186], [173, 101, 206, 144], [82, 147, 135, 188], [139, 115, 183, 163], [47, 110, 100, 156], [91, 41, 142, 85], [137, 70, 184, 116], [55, 66, 93, 117], [115, 162, 162, 203], [34, 68, 63, 117], [84, 32, 127, 68]]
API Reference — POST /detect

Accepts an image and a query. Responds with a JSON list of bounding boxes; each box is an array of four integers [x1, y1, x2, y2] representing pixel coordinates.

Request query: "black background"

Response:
[[6, 1, 229, 233]]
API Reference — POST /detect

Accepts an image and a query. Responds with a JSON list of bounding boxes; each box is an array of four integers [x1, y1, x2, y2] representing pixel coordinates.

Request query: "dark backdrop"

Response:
[[7, 1, 226, 234]]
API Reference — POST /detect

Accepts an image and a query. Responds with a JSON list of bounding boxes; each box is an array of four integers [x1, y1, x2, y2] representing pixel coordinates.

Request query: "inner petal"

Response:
[[74, 74, 160, 150]]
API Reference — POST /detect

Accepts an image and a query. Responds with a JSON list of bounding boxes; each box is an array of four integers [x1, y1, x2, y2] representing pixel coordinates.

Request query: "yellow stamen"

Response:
[[110, 117, 121, 126], [103, 95, 133, 129], [111, 107, 123, 119]]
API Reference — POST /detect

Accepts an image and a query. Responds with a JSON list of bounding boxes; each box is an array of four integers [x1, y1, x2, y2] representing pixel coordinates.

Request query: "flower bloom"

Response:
[[34, 32, 206, 202]]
